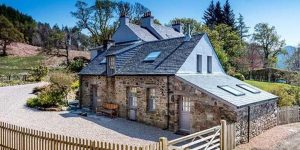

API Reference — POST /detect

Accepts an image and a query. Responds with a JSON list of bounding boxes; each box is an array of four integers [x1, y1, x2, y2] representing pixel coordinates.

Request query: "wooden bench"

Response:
[[96, 103, 119, 118]]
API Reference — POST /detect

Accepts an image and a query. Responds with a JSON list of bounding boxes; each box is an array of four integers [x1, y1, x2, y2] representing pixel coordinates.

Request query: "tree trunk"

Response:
[[2, 42, 8, 56]]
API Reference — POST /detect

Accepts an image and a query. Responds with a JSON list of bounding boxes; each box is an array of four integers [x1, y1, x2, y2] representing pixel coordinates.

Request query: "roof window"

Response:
[[100, 57, 106, 64], [218, 85, 245, 96], [237, 84, 261, 94], [144, 51, 161, 62]]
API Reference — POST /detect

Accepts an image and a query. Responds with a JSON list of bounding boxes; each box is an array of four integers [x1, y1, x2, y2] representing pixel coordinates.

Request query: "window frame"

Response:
[[236, 84, 261, 94], [128, 87, 138, 108], [197, 54, 202, 73], [217, 85, 245, 96], [108, 56, 115, 69], [207, 56, 212, 73], [147, 88, 156, 112], [144, 51, 161, 62]]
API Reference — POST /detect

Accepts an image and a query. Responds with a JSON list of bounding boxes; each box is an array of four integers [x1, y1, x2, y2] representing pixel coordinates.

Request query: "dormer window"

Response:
[[207, 56, 212, 73], [108, 56, 115, 69], [197, 55, 202, 73], [144, 51, 161, 62]]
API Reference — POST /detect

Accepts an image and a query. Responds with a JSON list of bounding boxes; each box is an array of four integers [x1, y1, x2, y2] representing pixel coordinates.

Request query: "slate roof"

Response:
[[176, 74, 278, 108], [152, 24, 184, 39], [128, 23, 157, 41], [115, 34, 204, 75]]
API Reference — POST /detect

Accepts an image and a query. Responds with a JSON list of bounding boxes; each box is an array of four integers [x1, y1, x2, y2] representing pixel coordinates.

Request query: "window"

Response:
[[100, 57, 106, 64], [182, 96, 191, 112], [237, 84, 261, 94], [207, 56, 212, 73], [108, 56, 115, 69], [128, 87, 137, 108], [147, 88, 156, 111], [197, 55, 202, 73], [144, 51, 161, 62], [218, 85, 245, 96]]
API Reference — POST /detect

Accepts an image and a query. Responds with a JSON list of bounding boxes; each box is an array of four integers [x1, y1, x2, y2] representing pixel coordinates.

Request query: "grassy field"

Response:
[[0, 55, 44, 75], [245, 80, 297, 92]]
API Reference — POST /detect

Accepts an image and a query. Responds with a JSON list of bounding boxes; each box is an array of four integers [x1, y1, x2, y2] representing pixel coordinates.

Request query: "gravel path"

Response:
[[235, 123, 300, 150], [0, 83, 180, 146]]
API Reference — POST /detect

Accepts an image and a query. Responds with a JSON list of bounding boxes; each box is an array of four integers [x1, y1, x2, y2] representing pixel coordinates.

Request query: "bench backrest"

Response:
[[103, 103, 118, 110]]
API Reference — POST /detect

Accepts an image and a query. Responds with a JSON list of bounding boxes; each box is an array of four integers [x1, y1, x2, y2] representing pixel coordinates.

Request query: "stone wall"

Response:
[[169, 77, 237, 133], [236, 100, 278, 144]]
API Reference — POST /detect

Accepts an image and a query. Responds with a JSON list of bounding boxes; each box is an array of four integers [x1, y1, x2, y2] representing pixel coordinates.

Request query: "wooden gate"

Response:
[[277, 106, 300, 125], [165, 120, 228, 150]]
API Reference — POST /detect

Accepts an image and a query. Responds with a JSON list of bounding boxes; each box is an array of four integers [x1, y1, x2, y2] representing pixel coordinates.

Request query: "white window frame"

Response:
[[108, 56, 115, 69], [197, 54, 202, 73], [147, 88, 156, 112], [128, 87, 137, 108]]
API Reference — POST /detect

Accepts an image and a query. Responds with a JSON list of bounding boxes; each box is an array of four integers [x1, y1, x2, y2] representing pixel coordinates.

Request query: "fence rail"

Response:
[[0, 122, 159, 150], [277, 106, 300, 125]]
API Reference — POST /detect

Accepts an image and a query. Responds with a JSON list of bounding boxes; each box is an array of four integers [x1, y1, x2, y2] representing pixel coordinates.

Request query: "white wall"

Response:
[[177, 34, 225, 74], [112, 25, 140, 43]]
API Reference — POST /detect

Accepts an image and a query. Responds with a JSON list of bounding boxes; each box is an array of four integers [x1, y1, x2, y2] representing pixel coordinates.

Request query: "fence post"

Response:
[[220, 120, 227, 150], [159, 137, 168, 150]]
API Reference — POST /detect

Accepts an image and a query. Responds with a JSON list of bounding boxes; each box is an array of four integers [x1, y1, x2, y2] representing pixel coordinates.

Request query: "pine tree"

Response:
[[236, 14, 250, 40], [223, 0, 235, 29], [203, 0, 216, 29], [214, 1, 223, 25]]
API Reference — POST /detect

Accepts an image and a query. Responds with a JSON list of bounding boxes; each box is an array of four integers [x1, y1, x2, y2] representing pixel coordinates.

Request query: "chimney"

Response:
[[184, 24, 192, 41], [119, 13, 129, 26], [172, 21, 184, 33], [103, 40, 115, 51], [141, 11, 154, 28]]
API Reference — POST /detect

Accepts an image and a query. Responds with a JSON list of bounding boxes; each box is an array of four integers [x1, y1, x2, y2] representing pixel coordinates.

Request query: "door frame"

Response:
[[127, 87, 138, 121], [179, 96, 191, 133], [90, 84, 98, 111]]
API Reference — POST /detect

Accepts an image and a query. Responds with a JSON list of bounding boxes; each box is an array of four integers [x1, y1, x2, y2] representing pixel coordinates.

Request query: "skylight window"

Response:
[[100, 58, 106, 64], [218, 85, 245, 96], [237, 84, 261, 94], [144, 51, 161, 62]]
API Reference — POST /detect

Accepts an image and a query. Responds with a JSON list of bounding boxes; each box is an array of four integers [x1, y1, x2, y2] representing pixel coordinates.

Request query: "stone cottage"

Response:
[[79, 12, 278, 144]]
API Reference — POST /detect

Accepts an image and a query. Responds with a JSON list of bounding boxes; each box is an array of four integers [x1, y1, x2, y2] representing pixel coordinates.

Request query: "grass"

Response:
[[0, 55, 44, 75], [245, 80, 296, 92]]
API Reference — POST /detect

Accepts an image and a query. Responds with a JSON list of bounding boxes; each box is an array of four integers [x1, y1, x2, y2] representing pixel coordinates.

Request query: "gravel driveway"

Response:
[[0, 83, 180, 146], [235, 123, 300, 150]]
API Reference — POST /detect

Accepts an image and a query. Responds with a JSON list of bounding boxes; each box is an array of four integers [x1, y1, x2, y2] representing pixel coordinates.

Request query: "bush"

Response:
[[67, 58, 86, 72], [270, 86, 295, 107], [30, 65, 48, 81], [26, 73, 75, 108], [32, 85, 48, 95], [26, 97, 39, 108], [233, 73, 245, 81], [71, 80, 80, 90]]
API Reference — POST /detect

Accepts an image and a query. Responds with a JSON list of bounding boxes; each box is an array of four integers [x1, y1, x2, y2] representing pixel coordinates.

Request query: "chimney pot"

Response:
[[141, 11, 154, 28], [172, 21, 184, 33]]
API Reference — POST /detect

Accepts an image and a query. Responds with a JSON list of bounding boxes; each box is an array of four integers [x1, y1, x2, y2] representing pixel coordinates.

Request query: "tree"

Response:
[[214, 1, 223, 25], [236, 14, 250, 40], [286, 45, 300, 71], [222, 0, 235, 29], [169, 18, 202, 34], [131, 2, 149, 24], [0, 15, 23, 56], [203, 0, 216, 29], [47, 24, 64, 55], [252, 23, 285, 68]]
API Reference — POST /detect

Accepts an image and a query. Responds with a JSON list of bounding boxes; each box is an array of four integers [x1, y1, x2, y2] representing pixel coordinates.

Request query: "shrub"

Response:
[[71, 80, 80, 90], [233, 73, 245, 81], [270, 86, 295, 107], [32, 85, 48, 95], [30, 65, 48, 81], [26, 97, 40, 108], [67, 58, 86, 72], [50, 72, 74, 91]]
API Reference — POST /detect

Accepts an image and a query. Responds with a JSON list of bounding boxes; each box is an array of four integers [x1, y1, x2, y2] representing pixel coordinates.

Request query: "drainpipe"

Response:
[[247, 106, 251, 142], [164, 76, 170, 130], [79, 75, 83, 109]]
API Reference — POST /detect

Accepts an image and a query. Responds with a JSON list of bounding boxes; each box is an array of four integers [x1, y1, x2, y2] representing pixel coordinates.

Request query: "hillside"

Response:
[[0, 42, 90, 75]]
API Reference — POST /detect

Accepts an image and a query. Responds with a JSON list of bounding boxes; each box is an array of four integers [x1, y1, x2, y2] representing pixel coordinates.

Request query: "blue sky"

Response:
[[1, 0, 299, 46]]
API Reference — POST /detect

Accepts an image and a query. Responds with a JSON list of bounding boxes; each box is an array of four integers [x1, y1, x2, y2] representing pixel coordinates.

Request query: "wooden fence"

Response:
[[277, 106, 300, 125], [0, 122, 160, 150], [0, 74, 30, 82], [0, 120, 234, 150]]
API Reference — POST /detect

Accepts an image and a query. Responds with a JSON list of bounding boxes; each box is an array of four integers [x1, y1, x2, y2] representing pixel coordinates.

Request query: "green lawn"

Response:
[[0, 55, 44, 75], [245, 80, 296, 92]]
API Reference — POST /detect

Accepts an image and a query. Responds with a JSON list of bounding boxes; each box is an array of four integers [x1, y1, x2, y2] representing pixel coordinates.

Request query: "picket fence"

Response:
[[0, 122, 160, 150]]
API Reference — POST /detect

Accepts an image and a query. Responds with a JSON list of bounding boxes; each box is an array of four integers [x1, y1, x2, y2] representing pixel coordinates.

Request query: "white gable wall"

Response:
[[112, 25, 140, 43], [177, 34, 225, 74]]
